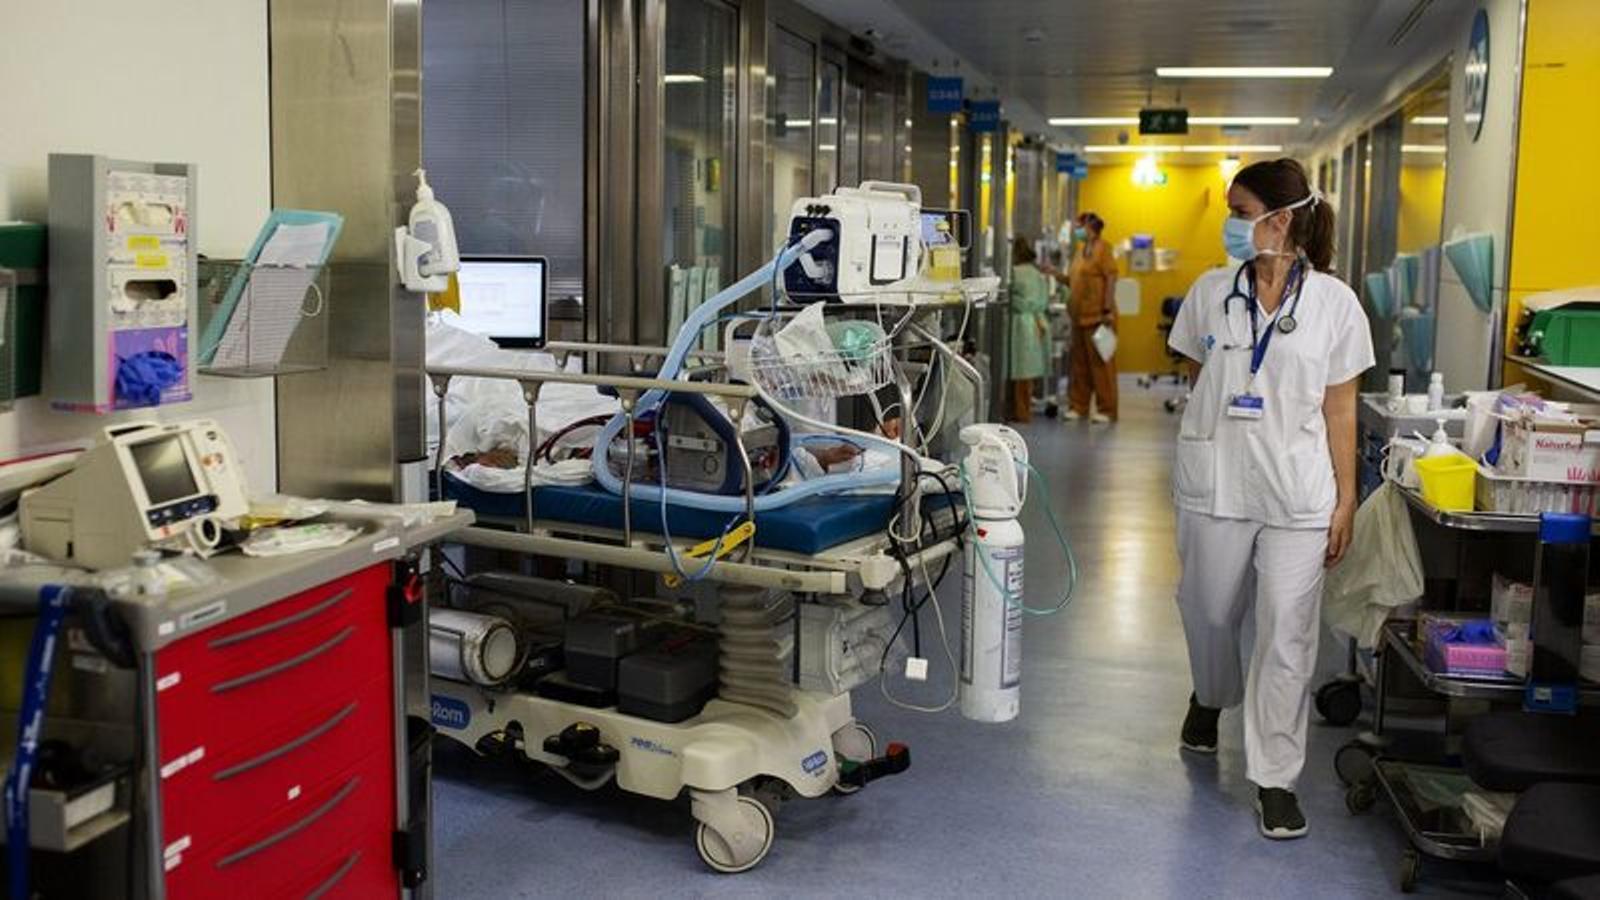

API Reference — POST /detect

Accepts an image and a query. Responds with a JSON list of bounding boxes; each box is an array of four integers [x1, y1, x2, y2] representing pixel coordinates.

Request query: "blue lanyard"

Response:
[[5, 585, 71, 900], [1245, 262, 1304, 376]]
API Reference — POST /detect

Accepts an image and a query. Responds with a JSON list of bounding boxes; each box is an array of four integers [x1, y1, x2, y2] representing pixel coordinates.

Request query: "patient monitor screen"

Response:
[[130, 436, 200, 505], [454, 257, 547, 348]]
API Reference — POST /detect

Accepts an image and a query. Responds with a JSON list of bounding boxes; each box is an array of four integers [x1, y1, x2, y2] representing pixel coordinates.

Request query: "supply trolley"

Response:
[[1339, 487, 1600, 893], [424, 182, 1006, 872]]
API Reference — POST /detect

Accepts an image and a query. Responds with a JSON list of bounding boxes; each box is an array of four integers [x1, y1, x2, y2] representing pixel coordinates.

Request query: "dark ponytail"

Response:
[[1232, 158, 1337, 273]]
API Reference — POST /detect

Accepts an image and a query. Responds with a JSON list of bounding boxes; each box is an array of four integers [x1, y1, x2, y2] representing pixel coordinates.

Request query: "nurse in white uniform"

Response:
[[1166, 158, 1374, 840]]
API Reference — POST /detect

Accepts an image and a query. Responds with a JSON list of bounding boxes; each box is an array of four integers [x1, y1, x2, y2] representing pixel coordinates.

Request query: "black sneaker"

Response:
[[1256, 788, 1309, 840], [1180, 694, 1220, 754]]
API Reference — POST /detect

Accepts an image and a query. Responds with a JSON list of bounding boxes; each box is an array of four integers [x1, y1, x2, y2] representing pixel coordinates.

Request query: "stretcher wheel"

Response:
[[1345, 781, 1377, 815], [1334, 739, 1376, 787], [695, 795, 775, 874], [831, 722, 878, 796], [1315, 679, 1362, 727], [1399, 848, 1421, 893]]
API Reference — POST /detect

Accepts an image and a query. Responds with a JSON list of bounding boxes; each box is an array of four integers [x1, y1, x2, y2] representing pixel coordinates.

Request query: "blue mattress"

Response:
[[443, 473, 953, 555]]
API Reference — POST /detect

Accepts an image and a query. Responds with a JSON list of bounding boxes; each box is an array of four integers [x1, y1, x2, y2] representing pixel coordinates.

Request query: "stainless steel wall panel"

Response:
[[270, 0, 422, 499]]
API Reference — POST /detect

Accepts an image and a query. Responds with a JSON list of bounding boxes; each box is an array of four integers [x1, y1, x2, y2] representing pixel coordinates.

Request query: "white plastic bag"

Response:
[[1091, 323, 1117, 362], [1323, 482, 1424, 649]]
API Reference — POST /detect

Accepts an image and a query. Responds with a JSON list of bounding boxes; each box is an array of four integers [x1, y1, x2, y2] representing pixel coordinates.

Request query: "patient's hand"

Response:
[[809, 443, 863, 468], [455, 446, 521, 469]]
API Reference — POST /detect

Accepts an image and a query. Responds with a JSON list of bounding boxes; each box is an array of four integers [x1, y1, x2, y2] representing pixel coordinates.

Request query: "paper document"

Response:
[[210, 267, 317, 370], [256, 222, 332, 268]]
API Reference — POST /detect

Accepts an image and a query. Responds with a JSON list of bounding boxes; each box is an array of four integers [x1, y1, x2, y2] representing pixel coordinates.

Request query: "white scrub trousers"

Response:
[[1176, 509, 1329, 790]]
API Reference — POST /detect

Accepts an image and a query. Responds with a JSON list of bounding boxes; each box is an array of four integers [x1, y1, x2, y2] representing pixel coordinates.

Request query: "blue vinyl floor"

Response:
[[432, 382, 1495, 898]]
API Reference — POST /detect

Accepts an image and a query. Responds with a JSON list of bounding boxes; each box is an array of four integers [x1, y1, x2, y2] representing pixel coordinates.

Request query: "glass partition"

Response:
[[662, 0, 736, 343], [421, 0, 585, 302], [817, 59, 842, 192], [768, 28, 815, 257], [1394, 70, 1452, 387], [841, 76, 863, 187], [864, 77, 896, 181]]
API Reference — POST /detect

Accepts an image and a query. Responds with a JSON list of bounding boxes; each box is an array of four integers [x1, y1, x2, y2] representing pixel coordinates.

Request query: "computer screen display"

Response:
[[453, 256, 548, 348], [130, 436, 200, 506]]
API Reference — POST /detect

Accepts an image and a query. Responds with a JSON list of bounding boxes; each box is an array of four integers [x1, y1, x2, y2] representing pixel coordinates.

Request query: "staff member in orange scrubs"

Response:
[[1048, 212, 1119, 423]]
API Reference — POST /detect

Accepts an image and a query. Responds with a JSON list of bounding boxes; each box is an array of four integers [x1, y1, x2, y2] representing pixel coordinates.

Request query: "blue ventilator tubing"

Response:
[[589, 233, 903, 512]]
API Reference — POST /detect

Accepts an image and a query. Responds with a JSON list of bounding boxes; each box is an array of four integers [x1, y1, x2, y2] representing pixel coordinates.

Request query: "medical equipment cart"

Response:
[[1339, 488, 1600, 892], [1, 508, 470, 899]]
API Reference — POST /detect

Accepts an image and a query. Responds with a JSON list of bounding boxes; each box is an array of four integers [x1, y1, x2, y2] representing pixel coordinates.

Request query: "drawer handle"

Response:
[[216, 775, 359, 869], [214, 702, 359, 781], [208, 588, 354, 650], [305, 849, 361, 900], [211, 627, 354, 694]]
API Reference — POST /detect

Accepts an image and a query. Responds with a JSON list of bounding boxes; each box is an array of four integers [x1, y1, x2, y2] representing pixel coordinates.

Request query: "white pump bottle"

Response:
[[394, 168, 460, 292]]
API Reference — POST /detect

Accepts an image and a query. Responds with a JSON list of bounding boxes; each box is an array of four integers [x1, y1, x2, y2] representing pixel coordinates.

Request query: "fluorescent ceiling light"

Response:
[[1082, 144, 1283, 154], [1050, 117, 1139, 126], [1410, 115, 1449, 125], [1181, 145, 1283, 153], [818, 144, 837, 152], [1083, 145, 1173, 154], [1401, 144, 1447, 154], [785, 119, 812, 128], [1054, 115, 1300, 127], [1188, 116, 1300, 126], [663, 74, 705, 84], [818, 117, 838, 126], [1156, 66, 1332, 79]]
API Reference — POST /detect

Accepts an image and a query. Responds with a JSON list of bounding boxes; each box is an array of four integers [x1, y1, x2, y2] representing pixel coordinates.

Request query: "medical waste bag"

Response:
[[1323, 482, 1423, 649]]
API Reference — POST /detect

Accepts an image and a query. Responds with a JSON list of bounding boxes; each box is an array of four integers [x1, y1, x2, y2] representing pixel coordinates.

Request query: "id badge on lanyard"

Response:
[[1227, 392, 1264, 420]]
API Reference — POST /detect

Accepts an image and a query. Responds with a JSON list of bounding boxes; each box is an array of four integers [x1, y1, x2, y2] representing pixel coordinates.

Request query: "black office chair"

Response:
[[1137, 296, 1188, 390]]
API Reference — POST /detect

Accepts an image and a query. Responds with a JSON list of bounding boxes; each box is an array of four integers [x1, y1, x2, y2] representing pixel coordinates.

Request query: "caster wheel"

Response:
[[1399, 848, 1421, 893], [1334, 740, 1377, 787], [1346, 782, 1377, 815], [832, 722, 878, 796], [1316, 680, 1363, 727], [695, 795, 775, 874]]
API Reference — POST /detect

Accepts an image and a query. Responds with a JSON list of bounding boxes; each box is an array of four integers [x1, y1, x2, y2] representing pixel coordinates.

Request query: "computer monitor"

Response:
[[453, 255, 548, 348]]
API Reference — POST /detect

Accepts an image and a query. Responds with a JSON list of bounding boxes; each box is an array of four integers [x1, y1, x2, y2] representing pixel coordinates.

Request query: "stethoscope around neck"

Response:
[[1223, 257, 1308, 350]]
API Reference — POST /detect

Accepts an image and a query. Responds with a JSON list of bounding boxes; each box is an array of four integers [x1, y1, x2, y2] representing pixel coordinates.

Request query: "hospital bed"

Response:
[[422, 329, 976, 873]]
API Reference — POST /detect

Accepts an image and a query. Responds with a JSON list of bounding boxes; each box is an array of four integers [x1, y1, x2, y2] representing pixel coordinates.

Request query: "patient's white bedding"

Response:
[[426, 317, 618, 490]]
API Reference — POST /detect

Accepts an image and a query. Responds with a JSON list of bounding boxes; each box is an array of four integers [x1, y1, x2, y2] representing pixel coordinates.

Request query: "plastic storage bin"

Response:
[[1415, 454, 1477, 511]]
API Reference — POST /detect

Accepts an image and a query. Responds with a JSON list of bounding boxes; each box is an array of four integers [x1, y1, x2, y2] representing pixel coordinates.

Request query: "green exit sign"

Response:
[[1139, 108, 1189, 135]]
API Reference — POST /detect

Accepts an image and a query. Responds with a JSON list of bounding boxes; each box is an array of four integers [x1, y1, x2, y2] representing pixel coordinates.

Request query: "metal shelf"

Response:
[[1381, 620, 1600, 702], [1380, 621, 1528, 700], [1396, 483, 1600, 535], [1507, 355, 1600, 404]]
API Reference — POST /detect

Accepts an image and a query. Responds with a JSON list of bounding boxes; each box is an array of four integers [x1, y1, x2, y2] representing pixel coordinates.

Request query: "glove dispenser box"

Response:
[[47, 153, 197, 412]]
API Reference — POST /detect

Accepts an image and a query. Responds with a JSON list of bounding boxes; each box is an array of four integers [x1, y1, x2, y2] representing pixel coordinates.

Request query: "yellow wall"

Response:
[[1397, 162, 1446, 255], [1506, 0, 1600, 385], [1077, 162, 1232, 373]]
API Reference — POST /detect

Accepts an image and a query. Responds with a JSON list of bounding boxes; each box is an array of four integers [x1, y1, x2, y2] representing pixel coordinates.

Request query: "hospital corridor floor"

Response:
[[431, 382, 1488, 898]]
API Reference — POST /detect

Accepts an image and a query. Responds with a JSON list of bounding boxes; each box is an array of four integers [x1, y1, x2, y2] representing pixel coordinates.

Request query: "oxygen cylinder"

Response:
[[960, 516, 1024, 722], [957, 422, 1027, 722]]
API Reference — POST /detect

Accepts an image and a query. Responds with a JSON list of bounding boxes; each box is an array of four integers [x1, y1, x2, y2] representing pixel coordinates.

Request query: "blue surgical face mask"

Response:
[[1222, 190, 1321, 262], [1073, 226, 1088, 241], [1222, 215, 1261, 261]]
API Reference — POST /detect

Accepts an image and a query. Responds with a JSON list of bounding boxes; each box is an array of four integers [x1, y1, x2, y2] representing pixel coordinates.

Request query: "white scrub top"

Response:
[[1168, 266, 1375, 529]]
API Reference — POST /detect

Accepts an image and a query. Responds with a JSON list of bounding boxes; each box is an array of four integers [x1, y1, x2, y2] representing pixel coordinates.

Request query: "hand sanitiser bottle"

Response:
[[408, 168, 458, 277], [1427, 372, 1445, 412]]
